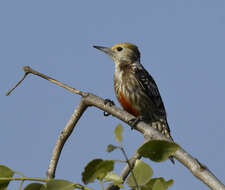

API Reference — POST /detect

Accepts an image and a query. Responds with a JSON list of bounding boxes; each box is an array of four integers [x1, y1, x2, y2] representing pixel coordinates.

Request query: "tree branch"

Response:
[[6, 66, 225, 190], [6, 66, 87, 97], [46, 99, 88, 179]]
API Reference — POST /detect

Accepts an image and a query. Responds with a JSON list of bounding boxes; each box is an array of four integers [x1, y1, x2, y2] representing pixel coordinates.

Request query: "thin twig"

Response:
[[105, 152, 141, 190], [6, 72, 29, 96], [119, 146, 139, 189], [15, 170, 26, 190], [6, 66, 87, 97], [0, 177, 49, 182], [46, 99, 88, 179]]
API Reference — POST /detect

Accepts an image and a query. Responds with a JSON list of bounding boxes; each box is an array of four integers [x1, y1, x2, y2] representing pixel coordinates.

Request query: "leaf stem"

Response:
[[119, 146, 139, 189], [0, 177, 49, 182], [100, 179, 105, 190]]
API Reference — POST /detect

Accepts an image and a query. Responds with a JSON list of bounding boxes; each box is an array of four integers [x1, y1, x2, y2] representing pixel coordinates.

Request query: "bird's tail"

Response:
[[151, 120, 175, 164]]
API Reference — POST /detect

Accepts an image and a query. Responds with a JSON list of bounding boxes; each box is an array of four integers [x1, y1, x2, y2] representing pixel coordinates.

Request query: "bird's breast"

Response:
[[117, 91, 140, 117]]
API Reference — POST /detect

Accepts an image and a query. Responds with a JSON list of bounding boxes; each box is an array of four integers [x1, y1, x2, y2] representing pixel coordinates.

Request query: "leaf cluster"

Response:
[[81, 124, 178, 190], [0, 124, 178, 190]]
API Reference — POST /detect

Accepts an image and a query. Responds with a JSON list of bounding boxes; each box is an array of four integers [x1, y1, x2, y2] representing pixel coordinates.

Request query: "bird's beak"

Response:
[[93, 45, 114, 57]]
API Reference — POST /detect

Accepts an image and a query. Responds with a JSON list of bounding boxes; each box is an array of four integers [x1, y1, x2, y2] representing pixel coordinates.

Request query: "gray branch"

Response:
[[46, 99, 87, 178], [6, 66, 225, 190]]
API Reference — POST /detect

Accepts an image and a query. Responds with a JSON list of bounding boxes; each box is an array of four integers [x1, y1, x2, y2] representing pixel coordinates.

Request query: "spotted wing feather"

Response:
[[133, 64, 171, 132]]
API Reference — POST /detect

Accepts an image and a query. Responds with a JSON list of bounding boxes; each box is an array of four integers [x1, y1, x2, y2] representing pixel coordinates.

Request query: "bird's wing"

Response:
[[133, 64, 167, 119]]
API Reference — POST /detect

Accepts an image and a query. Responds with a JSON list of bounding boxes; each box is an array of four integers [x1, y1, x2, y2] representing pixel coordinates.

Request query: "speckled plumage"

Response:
[[94, 42, 174, 163]]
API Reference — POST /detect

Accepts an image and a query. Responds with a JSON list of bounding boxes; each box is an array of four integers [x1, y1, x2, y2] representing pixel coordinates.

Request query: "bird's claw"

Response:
[[128, 116, 145, 129], [104, 112, 111, 116], [104, 99, 115, 106], [103, 99, 115, 116]]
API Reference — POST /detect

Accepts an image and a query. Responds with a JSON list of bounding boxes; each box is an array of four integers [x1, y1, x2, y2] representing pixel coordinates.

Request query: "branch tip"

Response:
[[23, 66, 31, 74], [6, 72, 29, 96]]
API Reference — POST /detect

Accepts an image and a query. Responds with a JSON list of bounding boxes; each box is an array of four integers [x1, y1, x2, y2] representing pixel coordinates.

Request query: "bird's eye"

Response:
[[117, 47, 123, 51]]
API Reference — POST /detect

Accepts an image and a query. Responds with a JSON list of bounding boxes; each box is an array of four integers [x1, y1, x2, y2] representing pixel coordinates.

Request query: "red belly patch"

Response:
[[118, 92, 140, 117]]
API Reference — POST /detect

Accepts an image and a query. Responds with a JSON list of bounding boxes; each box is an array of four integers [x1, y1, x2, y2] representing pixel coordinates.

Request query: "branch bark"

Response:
[[46, 99, 88, 178], [6, 66, 225, 190]]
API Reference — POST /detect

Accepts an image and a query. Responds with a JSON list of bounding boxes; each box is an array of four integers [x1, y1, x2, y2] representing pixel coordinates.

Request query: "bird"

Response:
[[93, 42, 174, 163]]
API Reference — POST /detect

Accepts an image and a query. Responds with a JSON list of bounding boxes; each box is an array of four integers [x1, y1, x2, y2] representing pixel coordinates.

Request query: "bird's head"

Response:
[[93, 42, 140, 65]]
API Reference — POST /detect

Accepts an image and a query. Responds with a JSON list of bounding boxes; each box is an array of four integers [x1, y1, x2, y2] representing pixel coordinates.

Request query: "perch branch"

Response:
[[6, 66, 225, 190]]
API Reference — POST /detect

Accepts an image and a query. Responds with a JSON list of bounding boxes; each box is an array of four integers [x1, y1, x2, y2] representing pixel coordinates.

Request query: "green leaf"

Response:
[[96, 160, 114, 180], [107, 144, 117, 153], [45, 179, 75, 190], [126, 159, 153, 187], [138, 140, 179, 162], [24, 183, 46, 190], [152, 180, 164, 190], [151, 178, 173, 190], [0, 165, 14, 190], [82, 159, 103, 184], [114, 124, 123, 144], [104, 172, 123, 187], [82, 159, 114, 184], [141, 178, 174, 190]]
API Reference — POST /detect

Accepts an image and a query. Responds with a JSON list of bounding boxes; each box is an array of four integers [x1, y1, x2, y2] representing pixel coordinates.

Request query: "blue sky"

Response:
[[1, 0, 225, 189]]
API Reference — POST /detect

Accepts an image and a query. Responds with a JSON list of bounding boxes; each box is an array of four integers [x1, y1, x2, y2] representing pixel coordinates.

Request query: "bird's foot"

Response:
[[169, 156, 175, 164], [103, 99, 115, 116], [128, 115, 145, 129]]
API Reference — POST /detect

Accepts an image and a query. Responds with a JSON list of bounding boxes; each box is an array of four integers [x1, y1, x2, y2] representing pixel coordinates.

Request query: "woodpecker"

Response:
[[93, 42, 174, 163]]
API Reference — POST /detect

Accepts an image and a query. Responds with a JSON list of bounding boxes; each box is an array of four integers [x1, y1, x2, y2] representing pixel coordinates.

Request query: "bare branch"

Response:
[[6, 66, 87, 97], [6, 66, 225, 190], [46, 99, 88, 179], [6, 71, 29, 96]]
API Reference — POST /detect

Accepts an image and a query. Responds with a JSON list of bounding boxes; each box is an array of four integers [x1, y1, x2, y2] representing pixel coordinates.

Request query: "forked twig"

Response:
[[6, 66, 86, 97]]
